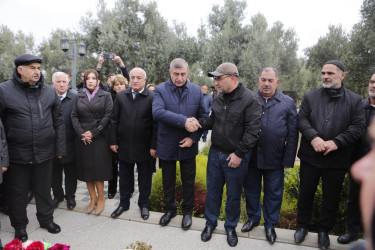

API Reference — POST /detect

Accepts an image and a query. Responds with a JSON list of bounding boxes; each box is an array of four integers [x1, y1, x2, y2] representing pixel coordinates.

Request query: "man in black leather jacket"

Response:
[[199, 62, 262, 247]]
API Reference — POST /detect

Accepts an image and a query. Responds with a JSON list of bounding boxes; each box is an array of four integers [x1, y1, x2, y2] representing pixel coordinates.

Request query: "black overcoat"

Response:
[[71, 89, 113, 182], [110, 87, 157, 163]]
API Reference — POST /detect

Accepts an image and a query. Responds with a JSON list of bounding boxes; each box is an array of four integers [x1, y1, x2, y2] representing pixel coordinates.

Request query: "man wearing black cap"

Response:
[[295, 60, 366, 249], [0, 54, 66, 242], [199, 62, 262, 247]]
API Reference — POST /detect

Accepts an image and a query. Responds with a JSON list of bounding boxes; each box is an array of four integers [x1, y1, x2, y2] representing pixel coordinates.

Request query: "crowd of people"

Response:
[[0, 53, 374, 250]]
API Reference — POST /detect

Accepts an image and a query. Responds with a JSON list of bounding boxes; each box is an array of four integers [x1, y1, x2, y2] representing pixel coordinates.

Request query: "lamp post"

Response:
[[60, 38, 86, 90]]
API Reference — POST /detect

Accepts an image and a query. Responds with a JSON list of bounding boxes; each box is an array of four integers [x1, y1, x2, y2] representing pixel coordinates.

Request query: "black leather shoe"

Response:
[[265, 228, 277, 244], [108, 193, 116, 199], [181, 214, 192, 230], [40, 222, 61, 234], [226, 230, 238, 247], [201, 226, 215, 242], [66, 199, 76, 210], [294, 227, 308, 243], [15, 229, 28, 242], [337, 231, 359, 244], [159, 211, 177, 226], [318, 231, 330, 250], [241, 220, 259, 232], [111, 206, 129, 218], [141, 207, 149, 220], [51, 198, 63, 208]]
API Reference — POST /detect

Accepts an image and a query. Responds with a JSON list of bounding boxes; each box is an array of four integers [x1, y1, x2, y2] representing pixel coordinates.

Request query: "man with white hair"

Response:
[[110, 67, 157, 220], [51, 72, 78, 210]]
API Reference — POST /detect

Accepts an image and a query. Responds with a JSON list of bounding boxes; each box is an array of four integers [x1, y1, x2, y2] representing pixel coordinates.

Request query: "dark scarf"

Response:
[[324, 84, 344, 98]]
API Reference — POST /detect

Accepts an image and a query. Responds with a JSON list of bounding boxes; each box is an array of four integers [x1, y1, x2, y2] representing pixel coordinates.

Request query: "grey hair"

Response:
[[130, 67, 147, 79], [260, 67, 280, 79], [52, 71, 69, 83], [170, 58, 189, 70]]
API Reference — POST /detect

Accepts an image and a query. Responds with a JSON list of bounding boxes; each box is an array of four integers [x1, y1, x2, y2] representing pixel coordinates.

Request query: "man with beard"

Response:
[[0, 54, 65, 242], [337, 74, 375, 245], [294, 60, 366, 249]]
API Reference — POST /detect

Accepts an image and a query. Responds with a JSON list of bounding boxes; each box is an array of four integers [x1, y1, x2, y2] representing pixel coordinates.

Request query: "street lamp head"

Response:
[[60, 38, 69, 52], [78, 42, 86, 56]]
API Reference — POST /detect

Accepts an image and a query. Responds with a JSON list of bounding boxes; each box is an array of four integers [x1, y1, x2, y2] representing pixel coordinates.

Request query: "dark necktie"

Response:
[[133, 92, 138, 100]]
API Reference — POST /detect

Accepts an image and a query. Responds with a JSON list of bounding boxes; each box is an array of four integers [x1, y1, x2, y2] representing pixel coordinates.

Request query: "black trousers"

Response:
[[297, 160, 347, 232], [119, 159, 153, 208], [7, 160, 54, 230], [51, 160, 77, 200], [160, 157, 196, 215], [108, 153, 120, 194], [344, 173, 362, 234], [0, 171, 8, 209]]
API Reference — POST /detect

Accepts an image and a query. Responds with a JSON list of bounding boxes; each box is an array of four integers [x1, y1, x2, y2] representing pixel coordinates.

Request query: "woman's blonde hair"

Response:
[[110, 74, 128, 89]]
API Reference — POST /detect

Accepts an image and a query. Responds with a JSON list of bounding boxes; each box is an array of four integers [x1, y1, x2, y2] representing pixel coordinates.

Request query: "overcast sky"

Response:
[[0, 0, 363, 57]]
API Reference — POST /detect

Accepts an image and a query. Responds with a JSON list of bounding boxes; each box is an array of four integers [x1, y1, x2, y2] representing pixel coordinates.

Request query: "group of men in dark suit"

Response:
[[1, 53, 374, 250]]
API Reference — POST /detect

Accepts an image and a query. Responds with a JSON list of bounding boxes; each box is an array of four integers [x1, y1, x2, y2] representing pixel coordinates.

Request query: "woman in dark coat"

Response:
[[71, 69, 113, 215]]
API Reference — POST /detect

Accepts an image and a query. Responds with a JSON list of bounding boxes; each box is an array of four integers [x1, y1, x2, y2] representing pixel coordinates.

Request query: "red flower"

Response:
[[4, 238, 22, 250], [48, 243, 70, 250], [25, 241, 44, 250]]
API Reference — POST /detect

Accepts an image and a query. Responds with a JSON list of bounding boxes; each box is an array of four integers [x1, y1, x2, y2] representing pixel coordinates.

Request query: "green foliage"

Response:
[[283, 165, 349, 234], [150, 153, 350, 235], [0, 25, 35, 82], [149, 154, 208, 217], [3, 0, 375, 102]]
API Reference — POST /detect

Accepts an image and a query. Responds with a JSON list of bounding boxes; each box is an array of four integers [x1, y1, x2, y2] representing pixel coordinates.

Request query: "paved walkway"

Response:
[[0, 135, 361, 249]]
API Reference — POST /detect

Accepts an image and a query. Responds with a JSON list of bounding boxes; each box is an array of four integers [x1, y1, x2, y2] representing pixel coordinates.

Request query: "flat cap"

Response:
[[208, 62, 239, 77], [324, 60, 345, 72], [14, 54, 42, 67]]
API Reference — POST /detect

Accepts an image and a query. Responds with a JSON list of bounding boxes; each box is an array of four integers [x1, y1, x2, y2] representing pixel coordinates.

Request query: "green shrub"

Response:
[[282, 164, 349, 235], [150, 153, 350, 236], [150, 154, 208, 217]]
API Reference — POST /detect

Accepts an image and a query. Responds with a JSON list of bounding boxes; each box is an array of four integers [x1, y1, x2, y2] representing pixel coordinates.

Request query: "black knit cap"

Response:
[[14, 54, 42, 67], [324, 60, 345, 72]]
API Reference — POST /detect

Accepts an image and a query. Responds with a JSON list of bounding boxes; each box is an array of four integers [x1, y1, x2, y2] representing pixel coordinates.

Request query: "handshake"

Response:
[[185, 117, 202, 133]]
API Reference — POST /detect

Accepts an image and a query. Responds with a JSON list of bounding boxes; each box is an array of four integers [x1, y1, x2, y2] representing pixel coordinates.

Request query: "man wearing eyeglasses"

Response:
[[199, 62, 262, 247]]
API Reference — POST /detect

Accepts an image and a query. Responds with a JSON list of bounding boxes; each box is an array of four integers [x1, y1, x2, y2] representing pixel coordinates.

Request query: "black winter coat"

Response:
[[110, 87, 157, 163], [201, 83, 262, 158], [71, 89, 113, 182], [297, 86, 366, 168], [351, 98, 375, 161], [59, 89, 77, 164], [0, 69, 66, 164]]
